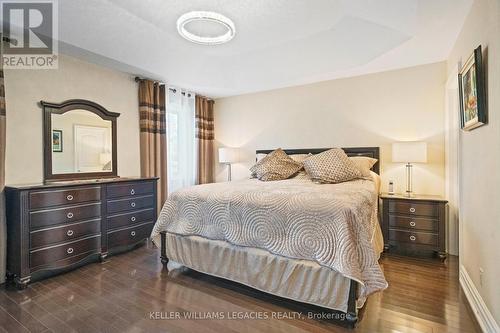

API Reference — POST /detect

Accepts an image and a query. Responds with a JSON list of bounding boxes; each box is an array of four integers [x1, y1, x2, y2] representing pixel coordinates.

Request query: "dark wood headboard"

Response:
[[255, 147, 380, 174]]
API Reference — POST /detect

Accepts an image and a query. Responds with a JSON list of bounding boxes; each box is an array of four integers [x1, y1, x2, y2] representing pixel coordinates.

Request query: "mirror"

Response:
[[42, 100, 120, 181]]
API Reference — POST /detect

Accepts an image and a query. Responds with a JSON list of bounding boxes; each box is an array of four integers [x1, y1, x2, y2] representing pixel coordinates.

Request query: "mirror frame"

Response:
[[41, 99, 120, 182]]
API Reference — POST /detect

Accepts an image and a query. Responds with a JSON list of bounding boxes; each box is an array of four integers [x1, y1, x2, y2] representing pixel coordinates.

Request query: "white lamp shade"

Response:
[[219, 147, 239, 163], [392, 142, 427, 163]]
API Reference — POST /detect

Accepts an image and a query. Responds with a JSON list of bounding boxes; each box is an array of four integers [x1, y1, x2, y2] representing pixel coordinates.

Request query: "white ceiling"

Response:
[[56, 0, 472, 97]]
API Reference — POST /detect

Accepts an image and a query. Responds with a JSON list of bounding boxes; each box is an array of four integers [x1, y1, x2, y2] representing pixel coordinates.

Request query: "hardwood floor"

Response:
[[1, 242, 480, 333]]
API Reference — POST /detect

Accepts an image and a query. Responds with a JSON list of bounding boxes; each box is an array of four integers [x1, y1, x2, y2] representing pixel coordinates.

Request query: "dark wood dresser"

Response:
[[380, 193, 448, 259], [5, 177, 158, 288]]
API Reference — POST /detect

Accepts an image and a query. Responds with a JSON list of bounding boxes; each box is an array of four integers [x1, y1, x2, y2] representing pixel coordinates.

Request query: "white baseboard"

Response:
[[460, 265, 500, 333]]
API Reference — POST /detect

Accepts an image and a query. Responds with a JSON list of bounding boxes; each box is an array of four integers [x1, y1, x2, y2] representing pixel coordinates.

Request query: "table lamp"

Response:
[[219, 147, 239, 181], [392, 141, 427, 196]]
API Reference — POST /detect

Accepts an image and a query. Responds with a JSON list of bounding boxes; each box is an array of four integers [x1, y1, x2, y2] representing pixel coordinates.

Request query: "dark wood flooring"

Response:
[[1, 243, 480, 333]]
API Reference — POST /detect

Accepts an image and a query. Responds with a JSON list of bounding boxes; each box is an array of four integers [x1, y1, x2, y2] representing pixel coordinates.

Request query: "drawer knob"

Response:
[[131, 231, 136, 237], [131, 216, 136, 222], [131, 202, 136, 208], [67, 229, 74, 236], [130, 189, 135, 195], [67, 212, 74, 219], [409, 221, 416, 227], [67, 194, 74, 201], [67, 247, 74, 254], [409, 235, 416, 241], [409, 207, 416, 213]]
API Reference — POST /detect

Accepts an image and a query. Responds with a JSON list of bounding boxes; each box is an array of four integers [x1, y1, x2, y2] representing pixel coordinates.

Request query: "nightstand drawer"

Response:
[[389, 229, 438, 246], [389, 215, 437, 232], [388, 201, 438, 217]]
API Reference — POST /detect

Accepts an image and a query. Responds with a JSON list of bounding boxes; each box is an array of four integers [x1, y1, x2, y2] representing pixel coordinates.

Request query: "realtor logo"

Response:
[[1, 0, 58, 68]]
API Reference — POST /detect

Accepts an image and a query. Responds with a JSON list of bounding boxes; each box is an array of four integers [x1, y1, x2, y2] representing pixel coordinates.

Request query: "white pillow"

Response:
[[289, 153, 312, 163], [256, 153, 267, 162], [350, 156, 378, 177]]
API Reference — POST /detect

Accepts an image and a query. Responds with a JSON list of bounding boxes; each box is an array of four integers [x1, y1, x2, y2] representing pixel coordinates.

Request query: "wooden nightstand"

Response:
[[380, 193, 448, 259]]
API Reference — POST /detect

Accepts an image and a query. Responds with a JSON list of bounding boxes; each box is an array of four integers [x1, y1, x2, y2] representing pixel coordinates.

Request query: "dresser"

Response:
[[5, 177, 158, 289], [380, 194, 448, 259]]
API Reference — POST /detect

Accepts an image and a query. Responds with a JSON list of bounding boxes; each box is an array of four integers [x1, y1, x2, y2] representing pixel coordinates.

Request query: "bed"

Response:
[[151, 147, 387, 328]]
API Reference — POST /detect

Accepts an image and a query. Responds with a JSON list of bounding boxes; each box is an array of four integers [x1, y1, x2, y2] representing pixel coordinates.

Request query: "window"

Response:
[[167, 88, 196, 193]]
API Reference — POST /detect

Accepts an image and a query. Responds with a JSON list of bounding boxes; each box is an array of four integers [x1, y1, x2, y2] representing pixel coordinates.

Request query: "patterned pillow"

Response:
[[303, 148, 363, 184], [250, 149, 303, 181]]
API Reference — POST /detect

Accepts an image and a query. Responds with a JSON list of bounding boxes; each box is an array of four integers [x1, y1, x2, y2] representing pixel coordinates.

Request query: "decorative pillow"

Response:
[[303, 148, 363, 184], [250, 149, 302, 181], [350, 156, 378, 178], [289, 153, 313, 163], [256, 153, 267, 162]]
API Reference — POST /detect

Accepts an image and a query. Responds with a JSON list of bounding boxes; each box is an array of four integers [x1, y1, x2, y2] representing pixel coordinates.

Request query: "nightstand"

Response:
[[380, 193, 448, 259]]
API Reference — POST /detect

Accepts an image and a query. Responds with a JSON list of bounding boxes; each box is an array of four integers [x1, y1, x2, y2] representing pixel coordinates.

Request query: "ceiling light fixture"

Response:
[[177, 11, 236, 45]]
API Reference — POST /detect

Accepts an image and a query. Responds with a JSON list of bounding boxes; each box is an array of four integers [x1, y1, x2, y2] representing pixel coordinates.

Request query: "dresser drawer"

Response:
[[30, 235, 101, 268], [107, 208, 155, 230], [30, 203, 101, 229], [107, 195, 154, 214], [389, 229, 438, 246], [388, 215, 437, 232], [388, 201, 438, 217], [30, 219, 101, 249], [30, 187, 101, 210], [107, 182, 155, 199], [107, 223, 153, 249]]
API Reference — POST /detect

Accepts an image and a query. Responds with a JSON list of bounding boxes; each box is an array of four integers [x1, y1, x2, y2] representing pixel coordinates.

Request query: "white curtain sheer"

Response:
[[167, 88, 196, 193]]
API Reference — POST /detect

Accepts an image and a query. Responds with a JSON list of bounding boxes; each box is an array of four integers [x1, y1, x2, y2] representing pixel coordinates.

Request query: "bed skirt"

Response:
[[160, 232, 356, 313]]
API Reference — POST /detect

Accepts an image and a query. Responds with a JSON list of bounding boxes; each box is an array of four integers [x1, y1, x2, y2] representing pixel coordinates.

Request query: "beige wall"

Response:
[[215, 62, 446, 196], [447, 0, 500, 324], [4, 54, 140, 184]]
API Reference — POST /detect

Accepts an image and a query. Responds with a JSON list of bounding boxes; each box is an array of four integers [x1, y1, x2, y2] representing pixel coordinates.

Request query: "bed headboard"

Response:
[[255, 147, 380, 174]]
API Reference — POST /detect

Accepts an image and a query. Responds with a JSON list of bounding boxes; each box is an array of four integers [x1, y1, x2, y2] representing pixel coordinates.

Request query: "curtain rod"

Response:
[[134, 76, 165, 85], [1, 36, 18, 45], [134, 75, 214, 101]]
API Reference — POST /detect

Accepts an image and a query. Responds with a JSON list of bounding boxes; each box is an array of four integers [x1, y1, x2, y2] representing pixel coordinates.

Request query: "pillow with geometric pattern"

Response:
[[250, 148, 303, 181], [303, 148, 363, 184]]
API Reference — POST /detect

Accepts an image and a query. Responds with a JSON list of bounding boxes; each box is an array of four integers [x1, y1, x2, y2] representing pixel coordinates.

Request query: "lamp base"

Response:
[[405, 163, 413, 195], [226, 163, 232, 182]]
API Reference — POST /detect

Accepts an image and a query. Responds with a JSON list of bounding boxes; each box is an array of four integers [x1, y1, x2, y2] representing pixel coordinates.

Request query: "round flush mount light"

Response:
[[177, 11, 236, 45]]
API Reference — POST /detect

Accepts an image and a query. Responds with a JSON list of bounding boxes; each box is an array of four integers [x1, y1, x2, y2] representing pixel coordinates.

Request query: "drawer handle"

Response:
[[409, 207, 416, 213], [131, 216, 136, 222], [67, 247, 74, 254], [131, 231, 136, 237], [66, 229, 74, 236], [409, 235, 416, 241], [67, 212, 74, 219], [131, 202, 136, 208], [409, 221, 416, 227], [130, 189, 135, 195], [66, 194, 74, 201]]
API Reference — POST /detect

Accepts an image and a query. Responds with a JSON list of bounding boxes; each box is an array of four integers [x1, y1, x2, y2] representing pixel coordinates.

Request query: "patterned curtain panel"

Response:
[[0, 38, 7, 284], [138, 80, 167, 211], [195, 96, 215, 184]]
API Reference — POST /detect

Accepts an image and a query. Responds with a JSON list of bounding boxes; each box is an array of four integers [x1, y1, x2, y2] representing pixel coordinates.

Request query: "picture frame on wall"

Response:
[[52, 129, 63, 152], [458, 45, 487, 131]]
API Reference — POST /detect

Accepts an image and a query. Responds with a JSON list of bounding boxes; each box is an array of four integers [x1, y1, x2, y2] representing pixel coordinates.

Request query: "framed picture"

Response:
[[52, 129, 63, 152], [458, 45, 487, 131]]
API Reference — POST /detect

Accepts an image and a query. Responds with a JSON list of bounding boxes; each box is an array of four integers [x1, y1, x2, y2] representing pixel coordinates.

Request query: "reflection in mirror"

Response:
[[51, 110, 112, 174]]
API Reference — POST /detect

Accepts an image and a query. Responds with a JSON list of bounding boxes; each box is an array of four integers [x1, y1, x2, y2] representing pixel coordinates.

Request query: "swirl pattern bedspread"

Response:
[[151, 178, 388, 303]]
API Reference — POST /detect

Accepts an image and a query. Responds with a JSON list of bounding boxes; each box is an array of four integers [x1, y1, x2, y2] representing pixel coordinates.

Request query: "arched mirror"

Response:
[[42, 99, 120, 181]]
